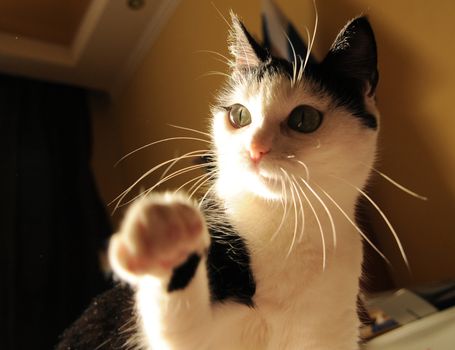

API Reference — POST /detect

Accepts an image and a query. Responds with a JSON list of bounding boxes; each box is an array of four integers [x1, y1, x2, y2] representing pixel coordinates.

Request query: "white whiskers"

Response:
[[174, 170, 215, 195], [295, 159, 310, 181], [297, 0, 318, 83], [292, 173, 327, 270], [281, 169, 299, 257], [167, 124, 212, 138], [290, 177, 306, 245], [120, 159, 216, 210], [300, 177, 337, 248], [112, 151, 204, 205], [315, 183, 391, 266], [191, 171, 218, 200], [198, 71, 232, 79], [270, 175, 289, 242], [333, 175, 410, 271], [110, 122, 216, 213], [115, 136, 211, 167], [198, 181, 217, 208], [368, 166, 428, 201]]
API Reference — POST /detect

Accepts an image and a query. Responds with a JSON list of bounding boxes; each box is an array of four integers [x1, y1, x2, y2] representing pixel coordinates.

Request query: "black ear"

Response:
[[322, 17, 378, 95], [261, 0, 317, 64], [229, 13, 269, 69]]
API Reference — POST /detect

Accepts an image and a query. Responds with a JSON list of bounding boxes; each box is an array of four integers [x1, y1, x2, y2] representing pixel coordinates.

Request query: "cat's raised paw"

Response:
[[109, 194, 209, 283]]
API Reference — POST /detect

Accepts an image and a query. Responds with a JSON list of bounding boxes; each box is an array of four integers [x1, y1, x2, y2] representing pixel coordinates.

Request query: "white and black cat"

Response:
[[58, 13, 380, 350]]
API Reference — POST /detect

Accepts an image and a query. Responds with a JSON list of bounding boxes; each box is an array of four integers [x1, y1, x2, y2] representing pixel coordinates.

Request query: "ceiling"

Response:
[[0, 0, 180, 94], [0, 0, 92, 46]]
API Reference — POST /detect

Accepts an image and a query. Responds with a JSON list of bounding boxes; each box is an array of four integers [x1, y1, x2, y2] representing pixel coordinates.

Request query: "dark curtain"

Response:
[[0, 74, 112, 350]]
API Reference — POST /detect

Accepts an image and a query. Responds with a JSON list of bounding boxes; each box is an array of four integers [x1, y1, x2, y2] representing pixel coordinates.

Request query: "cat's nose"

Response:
[[249, 141, 270, 163]]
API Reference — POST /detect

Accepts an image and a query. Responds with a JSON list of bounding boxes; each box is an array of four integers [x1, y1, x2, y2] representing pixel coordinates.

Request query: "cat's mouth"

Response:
[[258, 169, 275, 181], [247, 158, 278, 183], [256, 168, 281, 189]]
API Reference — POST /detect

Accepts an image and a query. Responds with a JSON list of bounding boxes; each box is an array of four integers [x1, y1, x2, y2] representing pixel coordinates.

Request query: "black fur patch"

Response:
[[167, 253, 201, 292], [310, 67, 379, 129], [206, 226, 256, 307]]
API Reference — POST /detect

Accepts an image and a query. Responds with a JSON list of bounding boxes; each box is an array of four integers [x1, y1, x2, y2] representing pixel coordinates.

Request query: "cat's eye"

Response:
[[228, 104, 252, 128], [287, 105, 323, 133]]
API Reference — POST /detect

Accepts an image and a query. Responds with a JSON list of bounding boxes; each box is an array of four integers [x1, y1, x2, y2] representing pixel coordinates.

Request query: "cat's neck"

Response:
[[220, 186, 359, 248], [220, 189, 363, 300]]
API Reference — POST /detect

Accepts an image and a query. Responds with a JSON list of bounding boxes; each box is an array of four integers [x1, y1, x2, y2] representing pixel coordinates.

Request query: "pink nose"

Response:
[[249, 142, 270, 163]]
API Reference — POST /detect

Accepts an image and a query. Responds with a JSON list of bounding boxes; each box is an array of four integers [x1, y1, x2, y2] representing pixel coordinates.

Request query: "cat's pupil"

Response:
[[287, 105, 323, 133]]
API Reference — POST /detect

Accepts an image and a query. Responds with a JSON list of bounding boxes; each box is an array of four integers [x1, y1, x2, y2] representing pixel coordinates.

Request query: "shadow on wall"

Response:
[[314, 0, 455, 289]]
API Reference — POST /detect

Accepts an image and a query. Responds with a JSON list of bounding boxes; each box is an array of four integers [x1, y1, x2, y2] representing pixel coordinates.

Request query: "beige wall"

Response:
[[92, 0, 455, 288]]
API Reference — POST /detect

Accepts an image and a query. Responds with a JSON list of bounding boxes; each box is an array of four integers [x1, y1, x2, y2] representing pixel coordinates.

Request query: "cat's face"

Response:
[[212, 16, 379, 201]]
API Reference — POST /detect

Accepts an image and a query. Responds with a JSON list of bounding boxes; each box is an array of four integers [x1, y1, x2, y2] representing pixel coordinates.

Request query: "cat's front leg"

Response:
[[109, 193, 212, 350]]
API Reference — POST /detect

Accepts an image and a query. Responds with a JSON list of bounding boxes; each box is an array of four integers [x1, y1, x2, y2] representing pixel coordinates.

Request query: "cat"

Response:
[[58, 13, 380, 350]]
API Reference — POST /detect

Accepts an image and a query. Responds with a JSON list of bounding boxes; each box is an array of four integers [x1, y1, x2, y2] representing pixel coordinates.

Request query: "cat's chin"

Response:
[[216, 169, 282, 201], [246, 171, 283, 200]]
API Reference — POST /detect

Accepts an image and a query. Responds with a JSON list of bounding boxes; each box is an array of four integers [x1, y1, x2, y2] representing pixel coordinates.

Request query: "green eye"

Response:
[[287, 105, 323, 133], [229, 104, 252, 128]]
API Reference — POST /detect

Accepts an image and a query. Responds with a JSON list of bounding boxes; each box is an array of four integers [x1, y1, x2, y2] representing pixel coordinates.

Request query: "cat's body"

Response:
[[58, 14, 380, 350]]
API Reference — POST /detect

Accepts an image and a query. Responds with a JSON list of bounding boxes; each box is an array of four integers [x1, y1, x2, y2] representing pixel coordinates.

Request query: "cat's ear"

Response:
[[229, 13, 268, 69], [322, 16, 378, 96]]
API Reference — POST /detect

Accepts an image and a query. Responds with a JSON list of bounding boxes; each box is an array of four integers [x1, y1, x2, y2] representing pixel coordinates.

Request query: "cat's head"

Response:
[[212, 14, 379, 202]]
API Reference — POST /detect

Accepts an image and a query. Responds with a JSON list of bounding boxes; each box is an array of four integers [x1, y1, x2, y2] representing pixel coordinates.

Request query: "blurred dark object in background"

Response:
[[0, 74, 111, 350]]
